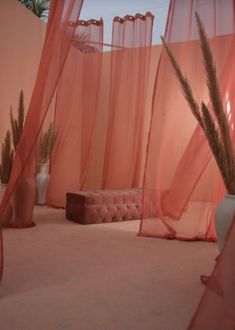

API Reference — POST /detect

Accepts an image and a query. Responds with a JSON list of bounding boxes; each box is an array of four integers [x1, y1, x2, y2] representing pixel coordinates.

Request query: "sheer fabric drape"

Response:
[[139, 0, 235, 241], [189, 26, 235, 329], [47, 19, 103, 207], [188, 216, 235, 329], [102, 12, 153, 188], [0, 0, 84, 280]]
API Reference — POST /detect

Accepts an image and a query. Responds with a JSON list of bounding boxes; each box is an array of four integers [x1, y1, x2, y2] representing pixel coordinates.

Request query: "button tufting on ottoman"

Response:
[[66, 188, 142, 224]]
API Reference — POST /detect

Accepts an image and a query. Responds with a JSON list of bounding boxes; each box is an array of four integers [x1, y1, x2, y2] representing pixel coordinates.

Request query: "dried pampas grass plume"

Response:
[[161, 12, 235, 194]]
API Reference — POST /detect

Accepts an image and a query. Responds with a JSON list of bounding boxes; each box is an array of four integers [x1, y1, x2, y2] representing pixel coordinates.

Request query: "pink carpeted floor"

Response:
[[0, 206, 218, 330]]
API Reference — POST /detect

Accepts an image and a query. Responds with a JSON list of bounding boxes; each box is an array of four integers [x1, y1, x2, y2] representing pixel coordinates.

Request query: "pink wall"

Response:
[[0, 0, 46, 144]]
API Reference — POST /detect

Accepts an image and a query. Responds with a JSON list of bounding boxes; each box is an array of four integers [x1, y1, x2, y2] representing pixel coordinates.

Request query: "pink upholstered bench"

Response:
[[66, 188, 142, 224]]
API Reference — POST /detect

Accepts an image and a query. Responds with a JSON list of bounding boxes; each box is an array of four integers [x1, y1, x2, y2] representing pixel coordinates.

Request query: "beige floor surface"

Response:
[[0, 206, 218, 330]]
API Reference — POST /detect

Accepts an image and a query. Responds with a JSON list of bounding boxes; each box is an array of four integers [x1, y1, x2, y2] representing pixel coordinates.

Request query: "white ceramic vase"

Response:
[[36, 163, 50, 205], [215, 194, 235, 251]]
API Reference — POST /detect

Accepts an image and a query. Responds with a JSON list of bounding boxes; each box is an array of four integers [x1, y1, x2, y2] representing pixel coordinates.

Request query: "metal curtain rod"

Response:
[[89, 40, 124, 49], [72, 38, 124, 49]]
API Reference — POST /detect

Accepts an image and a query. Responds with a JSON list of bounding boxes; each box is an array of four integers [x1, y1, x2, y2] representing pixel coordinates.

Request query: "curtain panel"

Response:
[[102, 12, 154, 188], [140, 0, 235, 241], [47, 19, 103, 207], [0, 0, 84, 280]]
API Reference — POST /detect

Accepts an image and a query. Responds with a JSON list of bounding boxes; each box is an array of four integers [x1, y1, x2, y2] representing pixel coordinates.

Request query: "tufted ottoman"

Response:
[[66, 188, 142, 224]]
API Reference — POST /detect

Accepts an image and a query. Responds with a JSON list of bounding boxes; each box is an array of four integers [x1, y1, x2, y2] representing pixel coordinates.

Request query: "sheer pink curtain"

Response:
[[0, 0, 84, 281], [189, 29, 235, 329], [189, 216, 235, 329], [47, 19, 103, 207], [102, 12, 154, 189], [139, 0, 235, 241]]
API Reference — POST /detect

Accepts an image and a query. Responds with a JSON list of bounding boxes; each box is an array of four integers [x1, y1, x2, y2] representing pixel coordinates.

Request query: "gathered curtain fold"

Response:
[[140, 0, 235, 241], [47, 19, 103, 207], [102, 12, 154, 189]]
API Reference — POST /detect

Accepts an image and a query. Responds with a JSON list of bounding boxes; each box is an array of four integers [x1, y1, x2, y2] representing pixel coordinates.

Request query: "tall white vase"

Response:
[[36, 163, 50, 205], [215, 194, 235, 251]]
